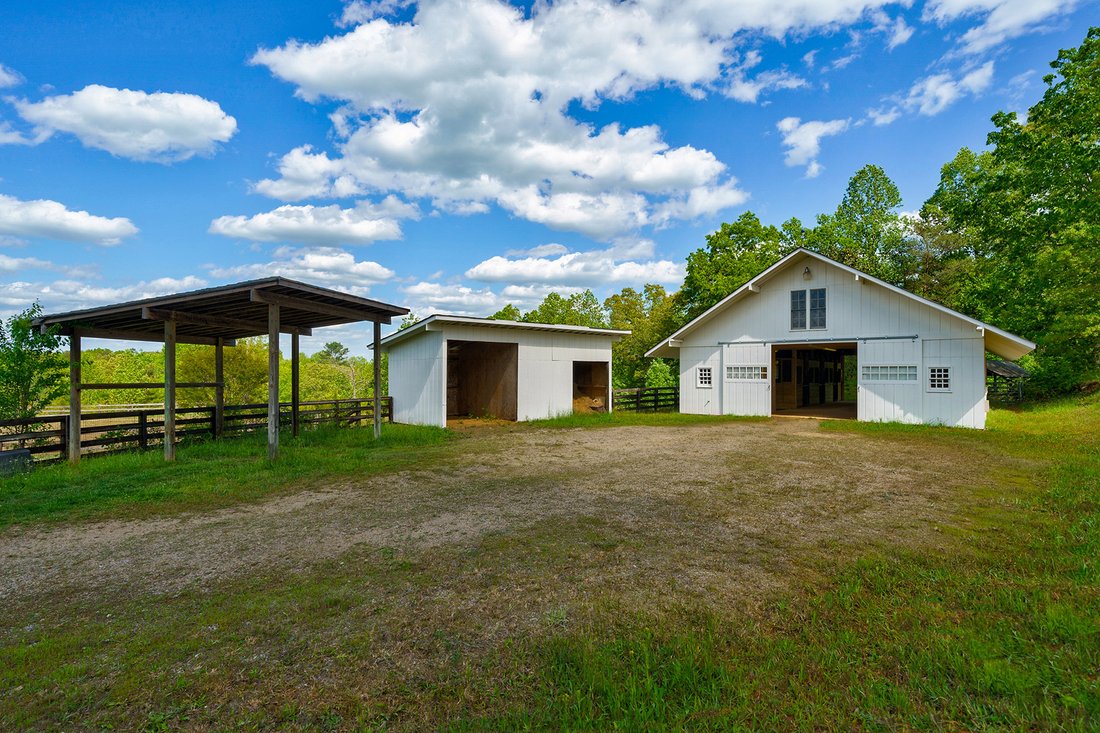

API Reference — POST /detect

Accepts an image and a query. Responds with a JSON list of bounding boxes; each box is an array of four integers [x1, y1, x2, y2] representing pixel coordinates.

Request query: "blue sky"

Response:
[[0, 0, 1094, 353]]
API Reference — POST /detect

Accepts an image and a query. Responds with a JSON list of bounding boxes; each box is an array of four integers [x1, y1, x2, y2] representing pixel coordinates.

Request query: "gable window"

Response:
[[790, 290, 807, 330], [697, 366, 713, 388], [809, 288, 827, 329], [928, 367, 951, 391]]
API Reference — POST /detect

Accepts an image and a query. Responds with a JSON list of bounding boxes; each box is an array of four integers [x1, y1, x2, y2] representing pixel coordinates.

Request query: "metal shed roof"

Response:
[[987, 359, 1031, 378], [380, 314, 630, 350], [34, 277, 409, 346]]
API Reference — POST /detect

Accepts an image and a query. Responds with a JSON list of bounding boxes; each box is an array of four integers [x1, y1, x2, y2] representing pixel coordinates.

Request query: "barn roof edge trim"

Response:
[[644, 248, 1036, 361], [379, 314, 630, 350]]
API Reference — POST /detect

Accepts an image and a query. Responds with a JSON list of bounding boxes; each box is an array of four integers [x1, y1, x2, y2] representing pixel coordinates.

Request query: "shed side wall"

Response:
[[387, 330, 445, 427]]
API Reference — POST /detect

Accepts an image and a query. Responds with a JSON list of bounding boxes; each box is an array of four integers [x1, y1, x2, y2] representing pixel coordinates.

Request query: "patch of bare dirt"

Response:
[[0, 418, 995, 617]]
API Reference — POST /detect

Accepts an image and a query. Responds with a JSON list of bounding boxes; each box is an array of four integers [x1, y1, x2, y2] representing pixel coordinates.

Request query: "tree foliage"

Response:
[[0, 304, 68, 421], [680, 212, 794, 320], [926, 26, 1100, 390], [488, 304, 522, 321], [522, 290, 607, 328], [604, 284, 680, 388]]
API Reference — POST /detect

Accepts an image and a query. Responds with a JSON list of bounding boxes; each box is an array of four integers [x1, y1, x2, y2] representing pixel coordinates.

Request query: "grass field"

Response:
[[1, 397, 1097, 730]]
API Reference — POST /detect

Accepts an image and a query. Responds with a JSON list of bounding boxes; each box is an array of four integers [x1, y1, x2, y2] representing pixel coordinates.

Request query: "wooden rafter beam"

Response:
[[54, 326, 235, 347], [249, 289, 391, 324], [79, 381, 224, 390], [142, 306, 312, 337]]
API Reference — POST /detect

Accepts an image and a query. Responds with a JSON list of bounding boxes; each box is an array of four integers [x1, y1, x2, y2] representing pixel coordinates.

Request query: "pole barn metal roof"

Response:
[[32, 277, 408, 344]]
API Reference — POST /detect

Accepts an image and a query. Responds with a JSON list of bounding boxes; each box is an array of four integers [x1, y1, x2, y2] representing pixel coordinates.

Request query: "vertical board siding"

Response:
[[679, 346, 721, 415], [388, 330, 446, 427], [921, 338, 988, 428], [721, 343, 771, 416], [677, 255, 990, 427], [387, 324, 615, 423], [857, 338, 923, 424]]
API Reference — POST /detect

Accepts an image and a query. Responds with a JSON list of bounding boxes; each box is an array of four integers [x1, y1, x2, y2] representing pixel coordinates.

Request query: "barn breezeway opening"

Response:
[[446, 340, 518, 420], [572, 361, 609, 414], [772, 343, 857, 420]]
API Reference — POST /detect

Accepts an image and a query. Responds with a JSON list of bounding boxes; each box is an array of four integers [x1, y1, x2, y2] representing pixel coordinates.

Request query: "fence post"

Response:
[[58, 415, 68, 462], [139, 411, 149, 450]]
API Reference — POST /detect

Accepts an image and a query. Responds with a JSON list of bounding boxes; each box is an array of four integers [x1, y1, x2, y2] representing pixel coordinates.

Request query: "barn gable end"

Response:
[[647, 249, 1034, 429]]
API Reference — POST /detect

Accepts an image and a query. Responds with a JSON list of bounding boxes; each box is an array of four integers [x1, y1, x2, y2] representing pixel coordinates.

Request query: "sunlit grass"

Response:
[[0, 423, 451, 527], [1, 396, 1098, 729]]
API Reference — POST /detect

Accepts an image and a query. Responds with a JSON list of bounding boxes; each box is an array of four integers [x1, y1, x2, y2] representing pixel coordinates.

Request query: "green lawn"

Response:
[[1, 397, 1097, 730], [0, 423, 451, 528]]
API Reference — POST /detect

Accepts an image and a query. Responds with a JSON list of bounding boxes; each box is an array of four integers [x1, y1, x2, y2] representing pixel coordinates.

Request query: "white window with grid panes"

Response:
[[928, 366, 951, 392], [697, 366, 713, 388], [861, 364, 918, 382], [726, 365, 768, 381]]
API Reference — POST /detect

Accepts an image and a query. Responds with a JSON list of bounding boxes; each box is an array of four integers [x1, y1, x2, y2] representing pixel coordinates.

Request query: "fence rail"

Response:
[[0, 397, 393, 464], [612, 386, 679, 412]]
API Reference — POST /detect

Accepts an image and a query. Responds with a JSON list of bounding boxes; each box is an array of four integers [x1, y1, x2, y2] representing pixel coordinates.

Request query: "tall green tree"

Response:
[[0, 303, 68, 421], [680, 211, 792, 319], [523, 290, 607, 328], [315, 341, 350, 363], [604, 284, 679, 388], [809, 164, 914, 285], [927, 27, 1100, 390], [488, 304, 522, 321]]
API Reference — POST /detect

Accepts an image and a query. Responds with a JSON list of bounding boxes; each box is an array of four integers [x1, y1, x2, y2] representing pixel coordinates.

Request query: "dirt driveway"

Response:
[[0, 418, 992, 615]]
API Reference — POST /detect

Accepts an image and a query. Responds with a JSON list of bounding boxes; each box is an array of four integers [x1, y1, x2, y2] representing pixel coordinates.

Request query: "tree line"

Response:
[[2, 27, 1096, 420], [479, 28, 1100, 394]]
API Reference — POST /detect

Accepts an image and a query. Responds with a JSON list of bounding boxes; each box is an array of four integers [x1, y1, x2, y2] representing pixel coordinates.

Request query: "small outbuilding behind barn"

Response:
[[380, 315, 629, 426]]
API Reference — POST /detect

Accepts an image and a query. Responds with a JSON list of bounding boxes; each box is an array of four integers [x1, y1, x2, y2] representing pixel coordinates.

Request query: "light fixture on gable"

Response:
[[802, 266, 812, 281]]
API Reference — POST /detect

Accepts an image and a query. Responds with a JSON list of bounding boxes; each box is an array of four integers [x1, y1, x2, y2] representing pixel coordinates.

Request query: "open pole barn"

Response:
[[33, 278, 408, 462], [380, 315, 629, 426], [646, 249, 1035, 429]]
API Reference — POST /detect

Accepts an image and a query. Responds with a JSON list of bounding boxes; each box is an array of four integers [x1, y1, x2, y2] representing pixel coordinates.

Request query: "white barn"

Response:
[[646, 249, 1035, 429], [380, 315, 629, 427]]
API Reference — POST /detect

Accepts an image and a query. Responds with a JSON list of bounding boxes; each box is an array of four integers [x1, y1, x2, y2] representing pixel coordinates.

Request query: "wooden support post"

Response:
[[268, 304, 280, 461], [68, 333, 81, 464], [291, 332, 300, 438], [214, 337, 225, 439], [373, 320, 382, 440], [164, 321, 176, 462]]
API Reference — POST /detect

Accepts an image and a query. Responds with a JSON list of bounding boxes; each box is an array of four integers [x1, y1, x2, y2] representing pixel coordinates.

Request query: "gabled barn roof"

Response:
[[380, 314, 629, 350], [645, 248, 1036, 361]]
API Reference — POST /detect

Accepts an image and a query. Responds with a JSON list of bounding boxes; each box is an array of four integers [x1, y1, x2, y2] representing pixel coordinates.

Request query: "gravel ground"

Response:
[[0, 418, 991, 613]]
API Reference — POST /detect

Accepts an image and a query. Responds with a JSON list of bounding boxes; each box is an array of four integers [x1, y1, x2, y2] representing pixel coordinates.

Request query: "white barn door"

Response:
[[721, 343, 771, 416]]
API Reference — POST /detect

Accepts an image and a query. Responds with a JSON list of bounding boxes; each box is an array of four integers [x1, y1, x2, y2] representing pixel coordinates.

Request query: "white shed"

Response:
[[380, 315, 629, 426], [646, 249, 1035, 429]]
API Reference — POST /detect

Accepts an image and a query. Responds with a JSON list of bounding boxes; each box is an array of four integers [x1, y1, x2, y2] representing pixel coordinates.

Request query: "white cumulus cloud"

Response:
[[14, 84, 237, 162], [0, 63, 23, 88], [904, 60, 995, 115], [0, 275, 208, 312], [252, 0, 919, 238], [776, 116, 850, 177], [466, 241, 683, 287], [209, 197, 416, 245], [207, 246, 394, 293], [0, 193, 138, 245], [924, 0, 1080, 54]]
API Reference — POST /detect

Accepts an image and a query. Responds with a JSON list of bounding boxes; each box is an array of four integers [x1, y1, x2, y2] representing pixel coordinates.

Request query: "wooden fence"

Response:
[[612, 386, 679, 412], [0, 397, 393, 464]]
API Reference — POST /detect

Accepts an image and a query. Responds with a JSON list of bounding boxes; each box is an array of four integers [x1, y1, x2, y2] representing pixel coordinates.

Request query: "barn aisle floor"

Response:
[[772, 402, 857, 420]]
